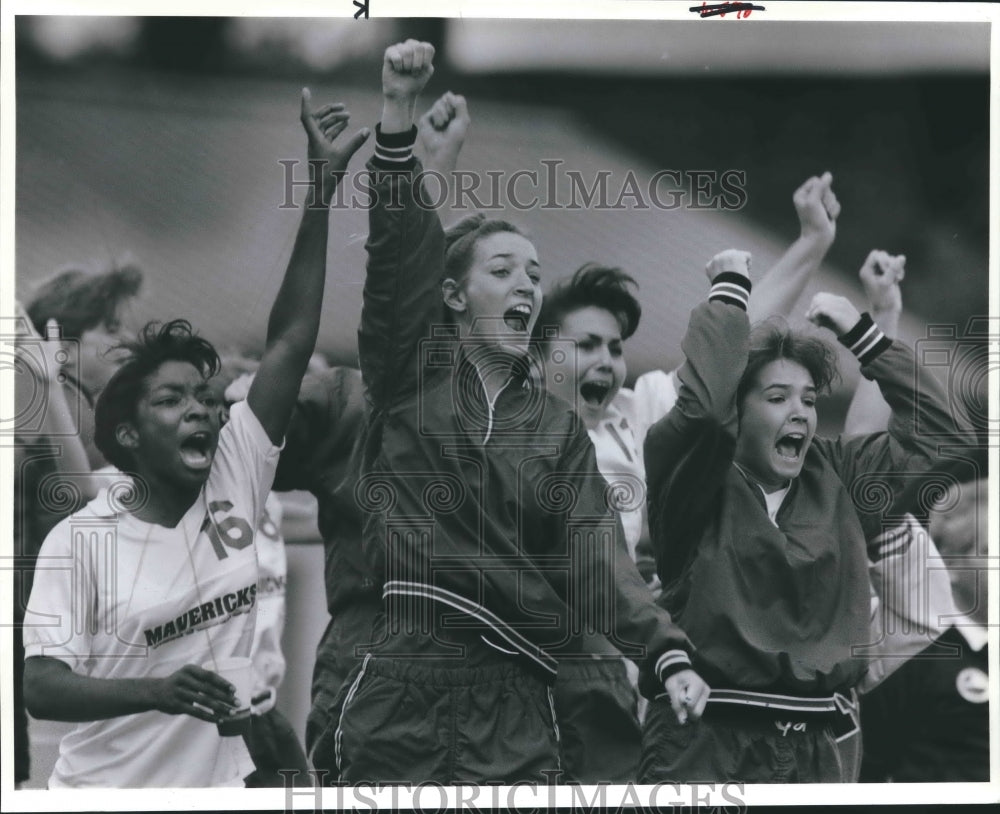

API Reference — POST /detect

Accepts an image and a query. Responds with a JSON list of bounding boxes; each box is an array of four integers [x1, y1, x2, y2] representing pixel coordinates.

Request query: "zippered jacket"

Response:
[[645, 275, 969, 695], [355, 127, 693, 695]]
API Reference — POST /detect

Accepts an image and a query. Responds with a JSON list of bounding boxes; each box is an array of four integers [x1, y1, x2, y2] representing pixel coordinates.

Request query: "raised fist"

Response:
[[418, 92, 470, 177], [806, 292, 862, 336], [793, 171, 840, 247], [383, 40, 436, 102], [705, 249, 751, 284], [858, 249, 905, 316]]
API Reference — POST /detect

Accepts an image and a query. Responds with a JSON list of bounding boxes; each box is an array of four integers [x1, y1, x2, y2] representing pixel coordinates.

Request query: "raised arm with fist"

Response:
[[381, 39, 436, 133]]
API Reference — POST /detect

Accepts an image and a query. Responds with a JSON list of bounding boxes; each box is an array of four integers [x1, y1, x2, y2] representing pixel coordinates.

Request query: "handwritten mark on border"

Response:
[[353, 0, 369, 20], [690, 2, 765, 18]]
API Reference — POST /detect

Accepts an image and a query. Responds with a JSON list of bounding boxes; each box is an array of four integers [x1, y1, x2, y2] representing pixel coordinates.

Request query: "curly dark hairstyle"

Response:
[[94, 319, 220, 471], [25, 262, 143, 340], [737, 320, 841, 413], [533, 263, 641, 345]]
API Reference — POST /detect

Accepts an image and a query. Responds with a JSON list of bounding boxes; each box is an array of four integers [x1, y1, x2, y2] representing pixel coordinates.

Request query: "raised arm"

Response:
[[359, 42, 469, 409], [418, 91, 471, 178], [843, 250, 905, 435], [14, 310, 97, 501], [748, 172, 839, 323], [644, 252, 751, 593], [806, 292, 969, 537], [246, 90, 369, 444]]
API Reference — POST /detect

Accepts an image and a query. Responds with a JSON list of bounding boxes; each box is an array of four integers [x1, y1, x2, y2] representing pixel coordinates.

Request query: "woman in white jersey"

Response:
[[22, 90, 369, 788]]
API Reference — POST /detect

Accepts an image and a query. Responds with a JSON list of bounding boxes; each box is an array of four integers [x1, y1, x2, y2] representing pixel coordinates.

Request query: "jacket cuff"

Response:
[[708, 272, 751, 312], [655, 648, 693, 682], [372, 123, 418, 171], [838, 312, 892, 366]]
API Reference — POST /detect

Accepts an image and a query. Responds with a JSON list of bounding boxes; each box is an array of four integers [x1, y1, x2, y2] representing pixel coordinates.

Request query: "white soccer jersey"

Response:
[[24, 401, 280, 788], [250, 492, 287, 714], [588, 368, 678, 564]]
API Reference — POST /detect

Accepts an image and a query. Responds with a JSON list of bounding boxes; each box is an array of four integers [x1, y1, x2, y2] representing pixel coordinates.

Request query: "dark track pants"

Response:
[[553, 657, 641, 783], [640, 698, 860, 784], [334, 652, 561, 784]]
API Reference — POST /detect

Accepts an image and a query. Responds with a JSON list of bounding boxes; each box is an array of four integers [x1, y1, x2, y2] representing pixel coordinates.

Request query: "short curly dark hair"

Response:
[[534, 263, 641, 346], [94, 319, 220, 471], [737, 320, 841, 413]]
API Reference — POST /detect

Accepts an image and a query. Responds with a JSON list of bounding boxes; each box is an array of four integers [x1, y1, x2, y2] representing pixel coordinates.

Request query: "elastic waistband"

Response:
[[556, 656, 631, 683], [708, 688, 844, 714], [701, 688, 859, 730], [361, 651, 543, 688], [381, 580, 560, 681]]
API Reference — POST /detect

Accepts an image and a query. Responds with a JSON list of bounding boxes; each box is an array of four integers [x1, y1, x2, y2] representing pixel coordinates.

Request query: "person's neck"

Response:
[[580, 404, 604, 432], [734, 461, 790, 495], [479, 365, 514, 404], [129, 472, 201, 528], [462, 343, 520, 404]]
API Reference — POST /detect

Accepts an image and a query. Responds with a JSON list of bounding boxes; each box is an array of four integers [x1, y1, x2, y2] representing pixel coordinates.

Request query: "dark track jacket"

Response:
[[273, 366, 375, 615], [356, 127, 692, 696], [645, 275, 968, 696]]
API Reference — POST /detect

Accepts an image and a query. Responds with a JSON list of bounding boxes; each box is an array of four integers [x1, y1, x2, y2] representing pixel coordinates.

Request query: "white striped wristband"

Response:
[[372, 123, 417, 170], [838, 312, 892, 365], [655, 648, 692, 682], [709, 272, 752, 311]]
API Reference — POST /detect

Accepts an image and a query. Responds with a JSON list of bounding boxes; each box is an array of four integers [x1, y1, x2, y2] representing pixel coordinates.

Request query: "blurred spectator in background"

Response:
[[14, 263, 143, 787], [860, 463, 990, 782], [828, 255, 988, 782], [24, 262, 144, 465]]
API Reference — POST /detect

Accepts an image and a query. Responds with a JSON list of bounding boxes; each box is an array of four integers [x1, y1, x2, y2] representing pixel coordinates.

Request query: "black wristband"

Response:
[[709, 272, 752, 311], [655, 649, 693, 682], [373, 123, 418, 170], [838, 311, 892, 365]]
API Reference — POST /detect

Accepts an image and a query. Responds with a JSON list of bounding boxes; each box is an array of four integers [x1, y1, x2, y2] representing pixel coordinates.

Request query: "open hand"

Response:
[[299, 88, 370, 207]]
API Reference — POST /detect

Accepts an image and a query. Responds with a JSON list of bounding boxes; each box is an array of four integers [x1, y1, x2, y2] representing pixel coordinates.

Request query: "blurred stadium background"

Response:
[[13, 16, 991, 784]]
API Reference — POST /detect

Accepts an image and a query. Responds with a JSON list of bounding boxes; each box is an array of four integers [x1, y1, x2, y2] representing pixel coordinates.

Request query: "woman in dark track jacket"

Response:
[[332, 39, 707, 784], [640, 249, 971, 783]]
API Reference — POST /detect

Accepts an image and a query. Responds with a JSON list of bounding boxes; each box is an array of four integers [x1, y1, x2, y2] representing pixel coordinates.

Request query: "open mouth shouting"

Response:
[[579, 379, 613, 407], [775, 431, 807, 463], [179, 430, 216, 471], [502, 304, 533, 333]]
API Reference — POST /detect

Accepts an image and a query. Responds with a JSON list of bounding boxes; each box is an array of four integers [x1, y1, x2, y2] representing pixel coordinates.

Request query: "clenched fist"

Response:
[[383, 40, 436, 102], [704, 249, 751, 284], [806, 292, 862, 336]]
